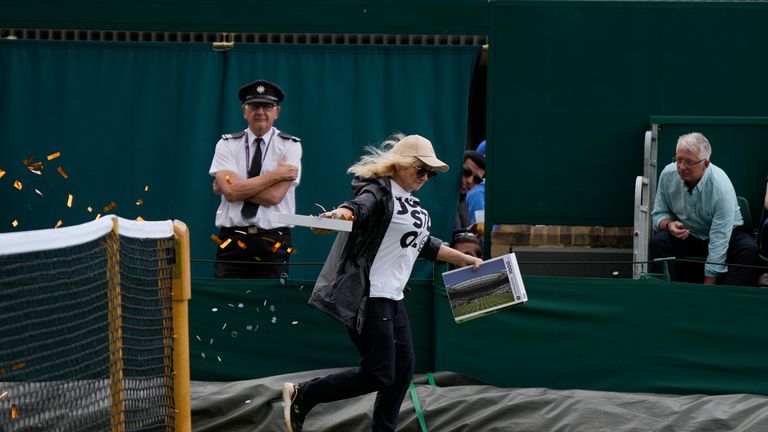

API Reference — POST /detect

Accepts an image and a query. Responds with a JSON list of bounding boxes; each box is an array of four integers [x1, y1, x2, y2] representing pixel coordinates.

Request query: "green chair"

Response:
[[737, 196, 753, 235]]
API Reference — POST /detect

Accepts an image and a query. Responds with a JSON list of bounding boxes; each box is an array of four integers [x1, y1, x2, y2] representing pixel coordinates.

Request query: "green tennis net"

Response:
[[0, 216, 177, 431]]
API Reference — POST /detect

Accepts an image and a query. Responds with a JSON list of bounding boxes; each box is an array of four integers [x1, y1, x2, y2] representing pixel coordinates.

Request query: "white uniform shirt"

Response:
[[368, 181, 431, 300], [209, 127, 302, 229]]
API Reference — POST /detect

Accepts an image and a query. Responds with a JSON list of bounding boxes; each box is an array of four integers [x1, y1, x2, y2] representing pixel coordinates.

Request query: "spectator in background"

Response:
[[455, 150, 485, 232], [759, 173, 768, 286], [649, 132, 758, 286], [449, 231, 483, 269], [466, 142, 486, 227]]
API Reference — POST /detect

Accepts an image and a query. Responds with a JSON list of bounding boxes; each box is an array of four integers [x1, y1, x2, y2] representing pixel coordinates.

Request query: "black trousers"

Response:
[[649, 227, 758, 286], [214, 227, 291, 279], [298, 298, 415, 432]]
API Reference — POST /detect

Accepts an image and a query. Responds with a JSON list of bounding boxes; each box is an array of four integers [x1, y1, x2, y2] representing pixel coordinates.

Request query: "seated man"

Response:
[[449, 231, 483, 270], [649, 132, 758, 286]]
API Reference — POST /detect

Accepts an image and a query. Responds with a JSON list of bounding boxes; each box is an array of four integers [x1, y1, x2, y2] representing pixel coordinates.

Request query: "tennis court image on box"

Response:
[[442, 253, 528, 323]]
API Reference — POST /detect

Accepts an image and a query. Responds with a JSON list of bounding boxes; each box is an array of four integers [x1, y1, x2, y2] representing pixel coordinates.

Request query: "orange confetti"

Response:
[[136, 199, 143, 206], [102, 201, 117, 212], [11, 220, 18, 228], [136, 216, 144, 221], [210, 234, 223, 245], [57, 166, 69, 179], [11, 404, 18, 419], [144, 185, 150, 192], [66, 194, 73, 208], [11, 362, 24, 370], [22, 156, 33, 165], [28, 161, 43, 169], [219, 238, 232, 249], [55, 220, 63, 228], [225, 175, 232, 185], [47, 151, 61, 160], [13, 180, 22, 190], [95, 214, 101, 220], [0, 169, 5, 178], [87, 206, 93, 212], [286, 247, 297, 254], [237, 240, 247, 249], [271, 241, 282, 253]]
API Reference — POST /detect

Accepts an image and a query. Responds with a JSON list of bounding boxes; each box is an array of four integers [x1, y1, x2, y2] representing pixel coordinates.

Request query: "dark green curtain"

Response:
[[0, 40, 480, 279]]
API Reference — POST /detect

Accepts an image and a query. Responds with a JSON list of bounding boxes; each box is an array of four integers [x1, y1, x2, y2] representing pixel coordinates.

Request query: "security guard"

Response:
[[209, 79, 302, 279]]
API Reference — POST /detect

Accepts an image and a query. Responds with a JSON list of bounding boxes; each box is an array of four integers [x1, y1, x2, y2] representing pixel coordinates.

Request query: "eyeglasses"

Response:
[[462, 167, 483, 184], [413, 165, 437, 179], [246, 102, 276, 112], [672, 157, 706, 167]]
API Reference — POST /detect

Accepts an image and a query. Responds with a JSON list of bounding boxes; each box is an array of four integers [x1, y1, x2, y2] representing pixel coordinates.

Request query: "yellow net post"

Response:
[[172, 220, 192, 432], [106, 220, 125, 432]]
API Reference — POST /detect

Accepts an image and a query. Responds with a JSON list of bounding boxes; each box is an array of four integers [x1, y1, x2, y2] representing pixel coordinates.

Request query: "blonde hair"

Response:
[[347, 133, 418, 178]]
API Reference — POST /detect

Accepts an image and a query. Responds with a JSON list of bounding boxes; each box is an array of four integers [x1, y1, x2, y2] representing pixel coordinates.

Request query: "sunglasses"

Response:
[[462, 167, 483, 184], [414, 166, 437, 179]]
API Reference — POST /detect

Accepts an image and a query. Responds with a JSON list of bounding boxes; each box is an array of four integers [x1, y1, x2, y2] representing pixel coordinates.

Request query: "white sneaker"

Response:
[[759, 273, 768, 287]]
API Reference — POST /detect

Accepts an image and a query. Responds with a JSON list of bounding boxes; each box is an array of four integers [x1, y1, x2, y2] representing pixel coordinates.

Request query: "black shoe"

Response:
[[282, 382, 306, 432]]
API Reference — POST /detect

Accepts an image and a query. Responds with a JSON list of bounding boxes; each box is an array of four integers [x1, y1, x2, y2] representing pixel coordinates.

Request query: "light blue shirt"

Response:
[[466, 181, 485, 224], [651, 163, 742, 277]]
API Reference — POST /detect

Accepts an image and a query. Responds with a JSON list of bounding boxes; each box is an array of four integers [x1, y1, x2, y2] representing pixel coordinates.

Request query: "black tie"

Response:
[[241, 137, 263, 218]]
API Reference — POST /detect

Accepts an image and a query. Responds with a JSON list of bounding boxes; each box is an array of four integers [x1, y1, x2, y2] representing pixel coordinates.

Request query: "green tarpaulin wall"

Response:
[[487, 1, 768, 228], [191, 271, 768, 397], [0, 40, 480, 280]]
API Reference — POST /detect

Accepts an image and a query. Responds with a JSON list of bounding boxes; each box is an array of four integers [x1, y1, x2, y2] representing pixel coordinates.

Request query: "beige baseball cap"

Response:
[[392, 135, 449, 172]]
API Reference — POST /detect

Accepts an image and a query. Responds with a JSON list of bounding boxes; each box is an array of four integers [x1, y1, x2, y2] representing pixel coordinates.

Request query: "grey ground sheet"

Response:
[[191, 369, 768, 431]]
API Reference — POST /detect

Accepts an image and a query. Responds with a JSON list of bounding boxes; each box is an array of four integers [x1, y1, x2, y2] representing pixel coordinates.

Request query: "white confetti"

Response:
[[222, 323, 227, 330], [201, 352, 206, 359], [238, 303, 244, 308], [244, 400, 252, 404], [231, 331, 238, 338], [271, 316, 277, 324], [212, 307, 218, 312], [263, 299, 268, 306], [246, 325, 253, 331], [217, 356, 222, 362], [228, 303, 235, 308], [209, 338, 214, 345], [269, 305, 276, 312], [292, 321, 299, 325], [195, 335, 201, 341]]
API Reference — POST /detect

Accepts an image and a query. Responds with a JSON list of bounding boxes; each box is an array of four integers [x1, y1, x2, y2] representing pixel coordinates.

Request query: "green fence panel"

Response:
[[487, 1, 768, 227], [434, 274, 768, 396], [189, 275, 436, 381]]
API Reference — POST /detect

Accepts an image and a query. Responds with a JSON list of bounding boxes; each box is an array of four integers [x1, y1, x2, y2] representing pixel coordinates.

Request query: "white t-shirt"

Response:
[[368, 180, 431, 300], [208, 127, 302, 229]]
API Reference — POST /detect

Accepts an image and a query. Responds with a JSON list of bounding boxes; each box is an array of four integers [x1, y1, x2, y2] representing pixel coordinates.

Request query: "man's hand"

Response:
[[273, 156, 299, 182], [668, 220, 690, 240]]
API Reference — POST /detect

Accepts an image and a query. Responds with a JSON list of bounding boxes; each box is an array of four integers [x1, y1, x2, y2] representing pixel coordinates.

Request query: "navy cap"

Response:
[[238, 80, 285, 105]]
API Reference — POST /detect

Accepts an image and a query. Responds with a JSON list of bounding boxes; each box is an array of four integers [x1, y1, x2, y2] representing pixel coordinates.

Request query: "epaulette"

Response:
[[278, 131, 301, 142], [221, 131, 246, 140]]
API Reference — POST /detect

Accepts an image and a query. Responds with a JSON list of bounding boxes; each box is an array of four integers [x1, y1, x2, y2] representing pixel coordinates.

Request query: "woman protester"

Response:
[[282, 134, 482, 432]]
